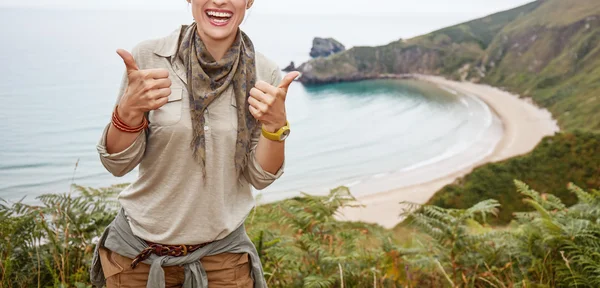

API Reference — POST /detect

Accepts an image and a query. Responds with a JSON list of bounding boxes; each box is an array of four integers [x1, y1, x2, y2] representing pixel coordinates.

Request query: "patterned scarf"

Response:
[[178, 23, 259, 176]]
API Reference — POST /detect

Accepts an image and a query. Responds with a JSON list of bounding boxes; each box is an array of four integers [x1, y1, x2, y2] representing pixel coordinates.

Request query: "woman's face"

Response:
[[189, 0, 251, 42]]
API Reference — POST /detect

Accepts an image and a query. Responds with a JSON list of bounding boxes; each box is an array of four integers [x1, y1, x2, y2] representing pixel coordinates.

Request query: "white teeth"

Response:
[[206, 11, 232, 18]]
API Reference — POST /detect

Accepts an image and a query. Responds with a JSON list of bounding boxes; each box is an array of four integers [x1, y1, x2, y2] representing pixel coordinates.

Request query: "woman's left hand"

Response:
[[249, 71, 300, 132]]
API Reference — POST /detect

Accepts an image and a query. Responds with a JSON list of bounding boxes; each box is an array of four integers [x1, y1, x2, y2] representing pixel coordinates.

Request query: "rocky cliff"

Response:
[[309, 37, 346, 58]]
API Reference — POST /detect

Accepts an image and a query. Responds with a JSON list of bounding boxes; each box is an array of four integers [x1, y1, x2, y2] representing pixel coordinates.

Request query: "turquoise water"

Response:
[[0, 8, 493, 202]]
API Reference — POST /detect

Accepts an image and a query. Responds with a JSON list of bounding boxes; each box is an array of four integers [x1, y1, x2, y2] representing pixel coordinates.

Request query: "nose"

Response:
[[211, 0, 227, 6]]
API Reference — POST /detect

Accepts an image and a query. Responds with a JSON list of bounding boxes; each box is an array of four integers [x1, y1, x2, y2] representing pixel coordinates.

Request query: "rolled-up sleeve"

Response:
[[243, 66, 285, 190], [243, 140, 285, 190], [96, 123, 147, 177]]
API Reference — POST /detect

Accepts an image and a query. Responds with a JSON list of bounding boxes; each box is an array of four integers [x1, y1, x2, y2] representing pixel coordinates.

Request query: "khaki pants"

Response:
[[99, 247, 253, 288]]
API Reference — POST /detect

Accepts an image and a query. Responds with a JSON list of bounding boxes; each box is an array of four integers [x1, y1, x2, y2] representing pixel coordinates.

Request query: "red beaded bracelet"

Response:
[[112, 105, 148, 133]]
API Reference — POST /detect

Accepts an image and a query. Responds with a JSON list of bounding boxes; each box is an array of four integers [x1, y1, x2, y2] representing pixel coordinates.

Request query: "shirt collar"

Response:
[[153, 25, 187, 58]]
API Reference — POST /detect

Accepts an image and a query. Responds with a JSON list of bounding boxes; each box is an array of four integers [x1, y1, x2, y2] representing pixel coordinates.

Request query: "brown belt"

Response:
[[130, 241, 214, 269]]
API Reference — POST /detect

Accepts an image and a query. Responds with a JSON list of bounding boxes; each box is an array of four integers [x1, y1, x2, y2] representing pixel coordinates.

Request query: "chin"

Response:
[[201, 27, 238, 41]]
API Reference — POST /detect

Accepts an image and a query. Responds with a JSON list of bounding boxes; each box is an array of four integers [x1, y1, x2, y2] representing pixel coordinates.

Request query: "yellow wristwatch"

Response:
[[262, 121, 291, 142]]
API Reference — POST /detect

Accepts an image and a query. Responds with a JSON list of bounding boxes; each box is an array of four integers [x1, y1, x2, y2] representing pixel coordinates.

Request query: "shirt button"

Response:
[[204, 126, 210, 131]]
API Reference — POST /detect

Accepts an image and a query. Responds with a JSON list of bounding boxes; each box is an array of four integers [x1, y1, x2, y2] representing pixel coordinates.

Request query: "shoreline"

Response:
[[335, 74, 559, 228]]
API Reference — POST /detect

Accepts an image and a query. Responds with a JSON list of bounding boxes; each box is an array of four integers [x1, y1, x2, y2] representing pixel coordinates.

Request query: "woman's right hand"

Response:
[[115, 49, 172, 126]]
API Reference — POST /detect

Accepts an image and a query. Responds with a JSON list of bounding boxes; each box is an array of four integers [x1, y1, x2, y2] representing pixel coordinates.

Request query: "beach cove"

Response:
[[336, 75, 560, 228]]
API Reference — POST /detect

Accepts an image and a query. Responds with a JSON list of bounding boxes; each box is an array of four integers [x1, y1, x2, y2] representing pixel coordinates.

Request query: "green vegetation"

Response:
[[401, 180, 600, 287], [428, 131, 600, 224], [245, 187, 396, 287], [3, 182, 599, 287], [0, 185, 121, 288]]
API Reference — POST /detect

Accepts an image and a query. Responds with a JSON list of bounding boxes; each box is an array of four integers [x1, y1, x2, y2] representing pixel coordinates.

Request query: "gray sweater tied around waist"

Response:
[[90, 208, 267, 288]]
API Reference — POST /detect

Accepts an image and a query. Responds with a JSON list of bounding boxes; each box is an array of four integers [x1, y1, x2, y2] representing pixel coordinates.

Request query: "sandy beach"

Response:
[[336, 75, 560, 228]]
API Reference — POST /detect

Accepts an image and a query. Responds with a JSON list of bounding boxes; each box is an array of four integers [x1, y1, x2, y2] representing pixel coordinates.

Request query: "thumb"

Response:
[[277, 71, 301, 93], [116, 49, 139, 74]]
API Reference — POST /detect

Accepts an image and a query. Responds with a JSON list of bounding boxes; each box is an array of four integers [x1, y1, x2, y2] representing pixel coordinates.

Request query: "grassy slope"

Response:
[[427, 131, 600, 224], [482, 0, 600, 132], [408, 1, 541, 49]]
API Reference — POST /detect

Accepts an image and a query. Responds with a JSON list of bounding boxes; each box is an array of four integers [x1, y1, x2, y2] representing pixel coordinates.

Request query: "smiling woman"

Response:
[[89, 0, 298, 287]]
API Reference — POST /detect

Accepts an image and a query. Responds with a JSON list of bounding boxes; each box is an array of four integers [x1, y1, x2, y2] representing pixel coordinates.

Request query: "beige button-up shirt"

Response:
[[97, 26, 284, 245]]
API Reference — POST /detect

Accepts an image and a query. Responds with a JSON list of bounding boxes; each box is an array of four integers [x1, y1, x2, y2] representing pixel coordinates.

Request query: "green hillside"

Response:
[[427, 131, 600, 224], [481, 0, 600, 132]]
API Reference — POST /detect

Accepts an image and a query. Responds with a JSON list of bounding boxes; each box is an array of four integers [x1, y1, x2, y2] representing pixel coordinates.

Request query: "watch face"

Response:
[[280, 129, 291, 141]]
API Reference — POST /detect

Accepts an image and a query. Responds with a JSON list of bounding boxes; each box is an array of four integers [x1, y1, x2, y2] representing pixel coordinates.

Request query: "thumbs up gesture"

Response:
[[249, 71, 300, 132], [115, 49, 172, 126]]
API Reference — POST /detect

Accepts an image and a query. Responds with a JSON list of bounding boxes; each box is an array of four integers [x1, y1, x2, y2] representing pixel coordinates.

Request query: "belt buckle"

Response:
[[180, 245, 188, 256]]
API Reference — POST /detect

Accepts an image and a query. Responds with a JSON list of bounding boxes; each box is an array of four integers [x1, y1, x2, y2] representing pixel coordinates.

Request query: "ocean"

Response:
[[0, 8, 499, 203]]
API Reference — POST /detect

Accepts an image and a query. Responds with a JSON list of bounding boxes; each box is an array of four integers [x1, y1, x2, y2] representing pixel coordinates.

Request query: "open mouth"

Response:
[[205, 9, 233, 26]]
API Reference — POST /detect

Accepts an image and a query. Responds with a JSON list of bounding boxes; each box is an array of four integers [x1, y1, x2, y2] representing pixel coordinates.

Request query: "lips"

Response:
[[205, 9, 233, 27]]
